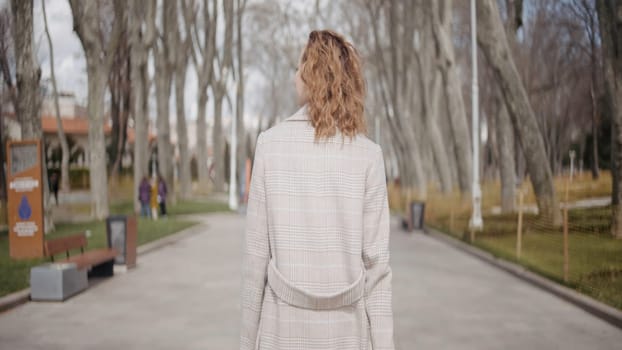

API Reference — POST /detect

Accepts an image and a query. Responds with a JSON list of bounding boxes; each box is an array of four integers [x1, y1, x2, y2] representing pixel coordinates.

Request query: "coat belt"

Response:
[[266, 258, 366, 310]]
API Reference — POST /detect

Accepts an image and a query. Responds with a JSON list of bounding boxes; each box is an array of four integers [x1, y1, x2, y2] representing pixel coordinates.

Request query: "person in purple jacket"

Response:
[[157, 174, 168, 217], [138, 176, 151, 218]]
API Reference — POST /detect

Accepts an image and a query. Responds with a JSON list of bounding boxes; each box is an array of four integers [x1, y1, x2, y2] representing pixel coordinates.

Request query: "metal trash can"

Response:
[[410, 201, 426, 231], [106, 215, 137, 268]]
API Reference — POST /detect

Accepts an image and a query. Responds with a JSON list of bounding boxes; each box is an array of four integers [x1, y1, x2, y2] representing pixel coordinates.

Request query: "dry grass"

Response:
[[392, 171, 622, 310]]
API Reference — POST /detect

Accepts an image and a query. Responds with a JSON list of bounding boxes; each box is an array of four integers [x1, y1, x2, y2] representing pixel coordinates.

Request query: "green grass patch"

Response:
[[1, 196, 229, 297], [0, 217, 196, 298], [109, 198, 230, 216], [428, 206, 622, 311]]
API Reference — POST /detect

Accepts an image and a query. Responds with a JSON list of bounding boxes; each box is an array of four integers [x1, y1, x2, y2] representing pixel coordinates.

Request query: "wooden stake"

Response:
[[563, 207, 569, 283], [517, 189, 524, 259], [449, 203, 455, 233]]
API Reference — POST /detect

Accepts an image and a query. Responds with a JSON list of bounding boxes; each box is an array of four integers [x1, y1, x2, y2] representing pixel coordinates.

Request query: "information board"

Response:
[[7, 140, 44, 259]]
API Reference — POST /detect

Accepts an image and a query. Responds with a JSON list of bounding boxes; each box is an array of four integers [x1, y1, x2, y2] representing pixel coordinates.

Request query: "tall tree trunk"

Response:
[[418, 62, 453, 193], [153, 0, 176, 203], [494, 0, 521, 213], [591, 83, 600, 179], [195, 88, 208, 191], [587, 0, 601, 180], [175, 62, 191, 199], [189, 0, 218, 193], [212, 87, 226, 192], [597, 0, 622, 238], [11, 0, 39, 138], [108, 34, 130, 182], [69, 0, 124, 220], [42, 0, 70, 193], [129, 0, 155, 213], [173, 0, 192, 201], [154, 58, 173, 194], [85, 61, 109, 219], [433, 0, 473, 194], [477, 0, 561, 224], [496, 97, 516, 212], [235, 0, 247, 202]]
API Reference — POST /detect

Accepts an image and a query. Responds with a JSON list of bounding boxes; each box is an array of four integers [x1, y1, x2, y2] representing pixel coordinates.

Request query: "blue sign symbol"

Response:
[[18, 195, 32, 220]]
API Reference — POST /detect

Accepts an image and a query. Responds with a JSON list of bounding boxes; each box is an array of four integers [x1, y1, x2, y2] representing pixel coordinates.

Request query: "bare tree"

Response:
[[431, 0, 473, 194], [0, 8, 10, 206], [42, 0, 70, 193], [174, 0, 194, 200], [187, 0, 217, 192], [495, 0, 522, 213], [129, 0, 156, 213], [153, 0, 176, 201], [365, 0, 427, 200], [11, 0, 40, 138], [108, 26, 131, 182], [211, 0, 235, 194], [69, 0, 125, 219], [415, 5, 453, 193], [596, 0, 622, 238], [477, 0, 561, 224], [235, 0, 249, 201]]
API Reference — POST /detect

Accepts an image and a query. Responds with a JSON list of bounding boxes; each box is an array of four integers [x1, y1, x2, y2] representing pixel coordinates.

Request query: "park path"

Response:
[[0, 211, 621, 349]]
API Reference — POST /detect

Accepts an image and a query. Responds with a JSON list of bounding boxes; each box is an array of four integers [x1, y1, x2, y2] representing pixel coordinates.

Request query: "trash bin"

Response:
[[410, 201, 426, 231], [106, 215, 137, 268]]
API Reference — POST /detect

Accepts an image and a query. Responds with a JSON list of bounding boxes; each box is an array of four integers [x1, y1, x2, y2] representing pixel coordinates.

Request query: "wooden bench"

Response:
[[44, 233, 118, 277]]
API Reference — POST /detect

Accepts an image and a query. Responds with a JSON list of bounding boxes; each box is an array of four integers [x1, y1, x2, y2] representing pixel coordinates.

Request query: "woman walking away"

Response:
[[138, 176, 151, 217], [240, 30, 395, 350]]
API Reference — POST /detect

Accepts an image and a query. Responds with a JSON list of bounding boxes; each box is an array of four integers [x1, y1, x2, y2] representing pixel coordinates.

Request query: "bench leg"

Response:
[[88, 260, 114, 278]]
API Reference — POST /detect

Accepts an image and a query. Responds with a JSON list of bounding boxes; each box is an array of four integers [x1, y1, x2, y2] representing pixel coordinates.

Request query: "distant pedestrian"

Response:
[[49, 172, 59, 205], [138, 176, 151, 217], [158, 174, 168, 217], [150, 176, 159, 220]]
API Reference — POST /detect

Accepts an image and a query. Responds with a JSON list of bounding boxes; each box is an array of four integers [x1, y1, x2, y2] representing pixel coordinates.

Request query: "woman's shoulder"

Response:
[[260, 122, 379, 150]]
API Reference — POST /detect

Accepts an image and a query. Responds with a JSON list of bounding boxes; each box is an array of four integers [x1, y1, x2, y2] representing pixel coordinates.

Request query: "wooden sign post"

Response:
[[7, 139, 44, 259]]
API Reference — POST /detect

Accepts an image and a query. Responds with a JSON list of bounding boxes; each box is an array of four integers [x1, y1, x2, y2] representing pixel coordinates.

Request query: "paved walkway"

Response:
[[0, 212, 621, 349]]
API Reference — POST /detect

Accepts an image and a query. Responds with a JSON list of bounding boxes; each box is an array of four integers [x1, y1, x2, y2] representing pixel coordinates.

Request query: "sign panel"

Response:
[[7, 140, 44, 259]]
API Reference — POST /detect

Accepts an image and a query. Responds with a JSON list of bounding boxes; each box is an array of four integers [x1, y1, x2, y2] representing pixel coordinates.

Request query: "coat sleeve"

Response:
[[362, 145, 395, 350], [240, 132, 270, 350]]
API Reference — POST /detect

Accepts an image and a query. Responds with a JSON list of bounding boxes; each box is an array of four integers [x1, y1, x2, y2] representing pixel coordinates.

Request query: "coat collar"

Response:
[[284, 104, 310, 122]]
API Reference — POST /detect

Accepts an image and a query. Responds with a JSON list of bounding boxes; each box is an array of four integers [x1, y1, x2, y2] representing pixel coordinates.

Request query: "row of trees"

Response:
[[3, 0, 248, 222], [69, 0, 249, 219], [4, 0, 622, 236], [241, 0, 621, 235]]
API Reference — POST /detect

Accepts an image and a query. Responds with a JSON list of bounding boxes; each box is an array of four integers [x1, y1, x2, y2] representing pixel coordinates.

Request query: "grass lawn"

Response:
[[429, 206, 622, 310], [0, 198, 231, 298]]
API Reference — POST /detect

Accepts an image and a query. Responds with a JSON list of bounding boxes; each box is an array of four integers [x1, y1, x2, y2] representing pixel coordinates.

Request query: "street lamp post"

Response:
[[227, 68, 238, 211], [469, 0, 483, 231]]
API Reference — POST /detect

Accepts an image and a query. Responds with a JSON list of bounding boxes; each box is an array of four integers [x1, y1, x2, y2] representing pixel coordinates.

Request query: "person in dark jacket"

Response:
[[138, 176, 151, 217], [49, 172, 60, 205], [157, 174, 168, 217]]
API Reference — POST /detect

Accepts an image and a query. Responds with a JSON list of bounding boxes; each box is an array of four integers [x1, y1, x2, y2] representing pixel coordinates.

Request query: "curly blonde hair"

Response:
[[300, 30, 367, 142]]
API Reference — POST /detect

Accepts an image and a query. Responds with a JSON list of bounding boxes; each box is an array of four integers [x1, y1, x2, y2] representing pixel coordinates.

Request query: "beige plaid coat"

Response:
[[240, 105, 395, 350]]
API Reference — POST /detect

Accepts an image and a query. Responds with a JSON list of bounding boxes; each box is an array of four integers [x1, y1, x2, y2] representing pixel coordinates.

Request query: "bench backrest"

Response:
[[44, 234, 87, 258]]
